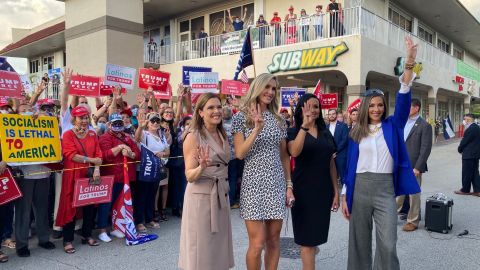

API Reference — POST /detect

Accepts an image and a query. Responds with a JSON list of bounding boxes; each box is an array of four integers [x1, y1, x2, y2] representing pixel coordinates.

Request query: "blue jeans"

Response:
[[228, 159, 239, 205], [96, 182, 125, 229], [314, 25, 323, 39]]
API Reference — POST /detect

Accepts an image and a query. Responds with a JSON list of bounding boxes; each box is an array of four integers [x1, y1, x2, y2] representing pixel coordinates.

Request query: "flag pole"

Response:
[[248, 27, 257, 78]]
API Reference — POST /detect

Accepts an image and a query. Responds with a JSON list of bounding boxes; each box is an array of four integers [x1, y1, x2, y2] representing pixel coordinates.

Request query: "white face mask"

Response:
[[21, 111, 34, 116], [0, 110, 9, 114]]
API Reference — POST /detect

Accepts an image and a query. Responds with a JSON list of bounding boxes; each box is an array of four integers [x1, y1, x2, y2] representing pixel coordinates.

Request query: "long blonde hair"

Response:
[[241, 73, 283, 128], [349, 93, 387, 143], [189, 93, 226, 140]]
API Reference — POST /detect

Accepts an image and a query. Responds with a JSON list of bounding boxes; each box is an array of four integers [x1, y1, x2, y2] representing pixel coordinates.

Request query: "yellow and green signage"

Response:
[[267, 42, 348, 74]]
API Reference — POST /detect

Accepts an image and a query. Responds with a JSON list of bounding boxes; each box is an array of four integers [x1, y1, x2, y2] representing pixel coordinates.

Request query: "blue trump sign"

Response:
[[182, 66, 212, 86], [280, 87, 306, 108]]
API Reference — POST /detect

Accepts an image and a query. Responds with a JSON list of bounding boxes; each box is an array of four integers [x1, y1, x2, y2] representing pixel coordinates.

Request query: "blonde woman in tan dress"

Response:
[[179, 93, 234, 270]]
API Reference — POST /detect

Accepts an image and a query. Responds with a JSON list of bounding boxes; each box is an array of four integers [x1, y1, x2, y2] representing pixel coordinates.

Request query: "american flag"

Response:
[[240, 70, 249, 83]]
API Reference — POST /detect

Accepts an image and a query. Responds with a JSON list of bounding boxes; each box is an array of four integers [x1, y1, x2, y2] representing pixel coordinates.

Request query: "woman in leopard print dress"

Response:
[[232, 73, 294, 270]]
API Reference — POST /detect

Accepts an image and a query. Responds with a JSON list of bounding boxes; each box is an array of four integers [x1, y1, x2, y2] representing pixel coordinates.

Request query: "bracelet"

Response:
[[286, 180, 293, 189], [300, 126, 309, 131], [404, 62, 416, 70], [83, 156, 87, 163]]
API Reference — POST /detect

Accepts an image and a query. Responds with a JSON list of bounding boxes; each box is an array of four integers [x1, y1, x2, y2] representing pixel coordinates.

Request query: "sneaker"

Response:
[[110, 230, 125, 238], [98, 232, 112, 243]]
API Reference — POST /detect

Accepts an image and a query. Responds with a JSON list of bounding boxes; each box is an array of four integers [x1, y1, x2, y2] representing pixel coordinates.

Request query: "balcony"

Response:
[[26, 69, 63, 100], [143, 6, 474, 78]]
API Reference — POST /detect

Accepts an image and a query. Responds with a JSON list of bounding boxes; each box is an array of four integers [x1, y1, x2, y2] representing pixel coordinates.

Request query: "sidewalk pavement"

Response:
[[3, 140, 480, 270]]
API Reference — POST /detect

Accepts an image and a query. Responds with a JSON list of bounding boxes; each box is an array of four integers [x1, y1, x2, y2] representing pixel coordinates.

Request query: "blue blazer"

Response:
[[344, 90, 421, 211], [328, 121, 349, 178]]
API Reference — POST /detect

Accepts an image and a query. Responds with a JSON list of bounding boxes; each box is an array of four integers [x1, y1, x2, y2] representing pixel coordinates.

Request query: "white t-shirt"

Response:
[[142, 130, 170, 164]]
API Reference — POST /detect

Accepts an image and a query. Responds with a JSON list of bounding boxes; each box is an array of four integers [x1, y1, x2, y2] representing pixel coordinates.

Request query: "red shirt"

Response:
[[99, 131, 140, 183], [270, 16, 281, 26]]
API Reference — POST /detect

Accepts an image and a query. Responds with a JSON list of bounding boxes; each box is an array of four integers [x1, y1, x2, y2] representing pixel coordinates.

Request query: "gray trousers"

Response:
[[347, 172, 400, 270], [15, 177, 51, 250]]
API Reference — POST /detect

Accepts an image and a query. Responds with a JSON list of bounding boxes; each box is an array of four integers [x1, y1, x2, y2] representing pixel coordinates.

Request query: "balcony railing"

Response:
[[144, 6, 463, 75], [27, 69, 63, 100], [144, 7, 361, 64]]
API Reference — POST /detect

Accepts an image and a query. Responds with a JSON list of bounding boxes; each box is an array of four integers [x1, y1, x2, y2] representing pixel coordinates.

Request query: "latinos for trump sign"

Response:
[[0, 169, 23, 206], [182, 66, 212, 86], [280, 87, 306, 108], [190, 72, 219, 94], [221, 80, 249, 96], [138, 68, 170, 91], [104, 64, 136, 90], [73, 175, 114, 207], [321, 93, 338, 109], [69, 75, 101, 97], [0, 71, 22, 97], [0, 115, 62, 164]]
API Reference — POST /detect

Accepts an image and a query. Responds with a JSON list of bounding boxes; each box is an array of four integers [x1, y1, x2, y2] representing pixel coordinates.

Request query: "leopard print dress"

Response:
[[232, 111, 287, 220]]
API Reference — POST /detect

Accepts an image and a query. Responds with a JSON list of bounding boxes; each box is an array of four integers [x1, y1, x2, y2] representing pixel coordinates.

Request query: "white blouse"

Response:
[[356, 123, 393, 173]]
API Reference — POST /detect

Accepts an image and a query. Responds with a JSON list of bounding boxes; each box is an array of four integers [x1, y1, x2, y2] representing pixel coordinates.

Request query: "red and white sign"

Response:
[[0, 169, 23, 206], [321, 93, 338, 110], [313, 79, 322, 99], [138, 68, 170, 91], [347, 98, 362, 113], [100, 77, 126, 96], [0, 71, 23, 97], [221, 80, 249, 96], [69, 75, 101, 97], [73, 175, 114, 207], [153, 83, 172, 100]]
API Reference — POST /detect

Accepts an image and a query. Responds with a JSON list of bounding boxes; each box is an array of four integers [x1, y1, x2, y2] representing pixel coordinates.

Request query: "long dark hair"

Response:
[[294, 93, 326, 135]]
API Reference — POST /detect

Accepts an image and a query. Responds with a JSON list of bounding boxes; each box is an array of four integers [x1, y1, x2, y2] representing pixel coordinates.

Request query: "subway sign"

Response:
[[267, 42, 348, 74]]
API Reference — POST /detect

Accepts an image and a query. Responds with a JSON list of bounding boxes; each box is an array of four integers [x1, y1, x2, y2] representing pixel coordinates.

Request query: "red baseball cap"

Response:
[[38, 98, 55, 107], [71, 106, 90, 117], [121, 108, 132, 117], [288, 5, 294, 10]]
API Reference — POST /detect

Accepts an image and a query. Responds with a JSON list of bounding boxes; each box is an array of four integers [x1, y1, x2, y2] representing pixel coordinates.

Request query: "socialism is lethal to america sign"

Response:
[[267, 42, 348, 73], [0, 115, 61, 164]]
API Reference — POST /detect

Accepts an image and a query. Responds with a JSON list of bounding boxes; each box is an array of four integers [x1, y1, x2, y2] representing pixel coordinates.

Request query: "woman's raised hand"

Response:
[[302, 102, 315, 127], [250, 103, 265, 131], [61, 68, 73, 86], [405, 36, 418, 62]]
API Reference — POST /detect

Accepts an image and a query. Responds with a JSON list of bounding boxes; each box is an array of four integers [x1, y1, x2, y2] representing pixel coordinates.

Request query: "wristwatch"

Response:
[[300, 126, 309, 131]]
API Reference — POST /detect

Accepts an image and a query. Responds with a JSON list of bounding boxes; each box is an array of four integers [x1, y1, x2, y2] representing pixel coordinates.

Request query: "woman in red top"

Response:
[[56, 106, 103, 254]]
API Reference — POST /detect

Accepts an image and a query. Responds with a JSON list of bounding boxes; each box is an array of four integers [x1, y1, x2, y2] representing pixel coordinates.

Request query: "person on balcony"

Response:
[[284, 5, 298, 43], [256, 15, 268, 49], [198, 28, 208, 58], [299, 9, 310, 42], [147, 38, 157, 63], [270, 11, 282, 46], [312, 5, 325, 39], [227, 7, 247, 32], [327, 0, 343, 37]]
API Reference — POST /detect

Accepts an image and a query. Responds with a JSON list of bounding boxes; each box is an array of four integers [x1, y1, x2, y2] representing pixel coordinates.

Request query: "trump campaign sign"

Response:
[[221, 80, 249, 96], [190, 72, 219, 94], [182, 66, 212, 86], [280, 87, 306, 108], [0, 71, 23, 97], [73, 175, 114, 207], [321, 93, 338, 109], [69, 75, 101, 97], [138, 68, 170, 91], [153, 83, 172, 100], [104, 64, 136, 90], [0, 169, 22, 206]]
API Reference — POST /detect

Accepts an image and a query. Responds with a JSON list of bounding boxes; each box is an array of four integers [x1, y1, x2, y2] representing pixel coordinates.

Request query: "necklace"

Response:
[[368, 124, 381, 136]]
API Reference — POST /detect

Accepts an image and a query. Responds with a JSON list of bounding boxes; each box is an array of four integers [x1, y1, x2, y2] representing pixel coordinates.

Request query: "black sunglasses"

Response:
[[150, 118, 161, 124], [363, 88, 384, 97]]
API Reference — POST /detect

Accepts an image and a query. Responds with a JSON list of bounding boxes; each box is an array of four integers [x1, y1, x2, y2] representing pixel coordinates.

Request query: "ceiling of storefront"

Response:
[[143, 0, 225, 25], [393, 0, 480, 59]]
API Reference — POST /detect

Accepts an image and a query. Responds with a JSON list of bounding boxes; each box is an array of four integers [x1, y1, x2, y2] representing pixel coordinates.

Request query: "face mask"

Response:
[[111, 125, 125, 132], [131, 108, 138, 117], [98, 122, 106, 132], [235, 19, 240, 23], [125, 124, 132, 129], [21, 111, 34, 116], [0, 110, 10, 114]]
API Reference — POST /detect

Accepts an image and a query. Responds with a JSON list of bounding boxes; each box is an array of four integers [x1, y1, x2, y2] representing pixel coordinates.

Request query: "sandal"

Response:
[[136, 224, 147, 233], [1, 239, 15, 249], [81, 237, 99, 246], [160, 209, 168, 222], [63, 242, 76, 254], [0, 251, 8, 263], [146, 222, 160, 229]]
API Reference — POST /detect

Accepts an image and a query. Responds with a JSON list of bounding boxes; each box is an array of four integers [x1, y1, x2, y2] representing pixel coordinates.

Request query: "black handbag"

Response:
[[75, 135, 100, 185]]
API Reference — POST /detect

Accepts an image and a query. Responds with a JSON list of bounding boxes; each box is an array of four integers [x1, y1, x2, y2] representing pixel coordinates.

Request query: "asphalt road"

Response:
[[3, 139, 480, 270]]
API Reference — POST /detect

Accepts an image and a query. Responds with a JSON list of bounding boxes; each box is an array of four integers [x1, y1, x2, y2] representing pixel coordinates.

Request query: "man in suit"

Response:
[[327, 109, 349, 184], [455, 113, 480, 196], [396, 98, 432, 231]]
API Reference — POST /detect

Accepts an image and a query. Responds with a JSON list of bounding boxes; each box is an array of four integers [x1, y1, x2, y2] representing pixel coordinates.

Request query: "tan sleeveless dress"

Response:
[[178, 129, 234, 270]]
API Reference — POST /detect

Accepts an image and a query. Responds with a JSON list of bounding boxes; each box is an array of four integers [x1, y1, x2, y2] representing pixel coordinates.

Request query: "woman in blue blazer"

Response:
[[341, 37, 421, 270]]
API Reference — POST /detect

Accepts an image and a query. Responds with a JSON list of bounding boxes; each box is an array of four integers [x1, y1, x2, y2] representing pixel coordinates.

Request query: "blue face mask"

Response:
[[131, 108, 138, 117], [98, 122, 106, 132], [21, 111, 34, 116]]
